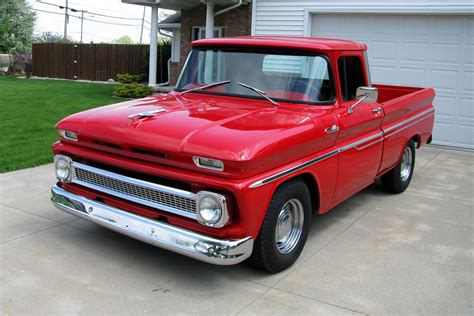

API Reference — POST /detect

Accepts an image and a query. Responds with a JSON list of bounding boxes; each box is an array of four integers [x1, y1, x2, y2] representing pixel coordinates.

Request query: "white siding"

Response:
[[253, 0, 474, 36], [171, 29, 181, 62]]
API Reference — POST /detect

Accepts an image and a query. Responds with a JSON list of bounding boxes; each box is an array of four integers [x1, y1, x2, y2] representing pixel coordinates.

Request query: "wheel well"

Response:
[[277, 173, 320, 214], [411, 134, 421, 148]]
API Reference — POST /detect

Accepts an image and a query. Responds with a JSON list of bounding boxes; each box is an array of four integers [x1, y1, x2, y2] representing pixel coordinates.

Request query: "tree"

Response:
[[0, 0, 36, 54], [112, 35, 134, 45], [34, 32, 72, 43]]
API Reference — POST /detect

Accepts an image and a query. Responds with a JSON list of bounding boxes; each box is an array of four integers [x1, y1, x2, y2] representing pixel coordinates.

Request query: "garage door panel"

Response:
[[371, 66, 396, 84], [433, 122, 455, 145], [434, 17, 464, 35], [370, 15, 400, 32], [341, 16, 375, 34], [456, 124, 474, 147], [429, 69, 459, 91], [432, 43, 462, 64], [459, 98, 474, 120], [466, 45, 474, 65], [434, 96, 456, 119], [312, 14, 474, 149], [400, 42, 428, 62], [397, 67, 426, 86], [462, 72, 473, 92], [400, 16, 430, 34], [371, 40, 397, 60]]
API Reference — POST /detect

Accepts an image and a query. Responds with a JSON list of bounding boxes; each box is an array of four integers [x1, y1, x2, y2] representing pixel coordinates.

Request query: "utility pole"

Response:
[[80, 10, 84, 43], [140, 7, 146, 44], [63, 0, 69, 40], [69, 8, 87, 43]]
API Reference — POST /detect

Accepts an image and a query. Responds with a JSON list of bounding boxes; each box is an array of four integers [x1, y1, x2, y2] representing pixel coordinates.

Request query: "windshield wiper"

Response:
[[237, 82, 279, 106], [180, 80, 231, 96]]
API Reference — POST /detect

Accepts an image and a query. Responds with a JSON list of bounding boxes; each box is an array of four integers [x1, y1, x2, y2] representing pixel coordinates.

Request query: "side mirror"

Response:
[[348, 86, 378, 114], [357, 86, 378, 103]]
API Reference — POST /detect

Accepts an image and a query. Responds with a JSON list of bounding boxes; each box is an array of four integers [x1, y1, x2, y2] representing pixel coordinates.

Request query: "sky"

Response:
[[27, 0, 174, 44]]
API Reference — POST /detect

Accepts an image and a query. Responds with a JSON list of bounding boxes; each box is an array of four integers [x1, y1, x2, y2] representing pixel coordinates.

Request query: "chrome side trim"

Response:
[[71, 162, 197, 220], [385, 112, 435, 139], [384, 108, 434, 134], [355, 137, 384, 151], [338, 132, 383, 153], [51, 185, 253, 266], [249, 149, 339, 188]]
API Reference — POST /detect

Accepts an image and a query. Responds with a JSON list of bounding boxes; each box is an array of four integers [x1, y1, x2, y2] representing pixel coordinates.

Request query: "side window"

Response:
[[338, 56, 365, 102]]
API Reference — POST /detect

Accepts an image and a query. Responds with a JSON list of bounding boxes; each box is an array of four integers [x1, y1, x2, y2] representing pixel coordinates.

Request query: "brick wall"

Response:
[[169, 4, 252, 85]]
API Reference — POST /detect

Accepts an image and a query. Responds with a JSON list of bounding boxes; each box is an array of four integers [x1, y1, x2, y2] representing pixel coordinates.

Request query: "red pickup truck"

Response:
[[51, 37, 435, 273]]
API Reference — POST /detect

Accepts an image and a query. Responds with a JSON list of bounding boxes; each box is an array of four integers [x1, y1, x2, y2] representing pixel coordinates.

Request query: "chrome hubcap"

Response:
[[275, 199, 304, 254], [400, 146, 413, 181]]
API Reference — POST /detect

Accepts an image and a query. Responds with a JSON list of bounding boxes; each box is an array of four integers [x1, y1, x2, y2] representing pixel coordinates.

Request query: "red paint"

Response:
[[53, 37, 435, 240]]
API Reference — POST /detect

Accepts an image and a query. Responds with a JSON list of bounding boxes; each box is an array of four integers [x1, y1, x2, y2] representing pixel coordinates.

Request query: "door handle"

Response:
[[325, 124, 339, 134], [371, 107, 383, 115]]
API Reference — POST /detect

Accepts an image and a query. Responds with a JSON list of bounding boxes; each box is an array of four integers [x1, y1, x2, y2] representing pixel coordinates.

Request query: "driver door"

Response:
[[332, 54, 384, 205]]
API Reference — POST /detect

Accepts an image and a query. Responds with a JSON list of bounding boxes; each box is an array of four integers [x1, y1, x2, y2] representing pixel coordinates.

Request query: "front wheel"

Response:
[[249, 180, 311, 273], [382, 139, 416, 193]]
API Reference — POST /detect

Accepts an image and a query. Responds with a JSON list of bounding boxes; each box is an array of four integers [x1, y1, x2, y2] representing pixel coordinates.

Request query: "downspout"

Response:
[[215, 0, 243, 16], [157, 29, 172, 86]]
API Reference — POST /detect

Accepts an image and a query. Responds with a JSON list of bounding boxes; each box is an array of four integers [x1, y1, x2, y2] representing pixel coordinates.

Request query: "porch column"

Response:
[[205, 1, 215, 38], [149, 5, 159, 86]]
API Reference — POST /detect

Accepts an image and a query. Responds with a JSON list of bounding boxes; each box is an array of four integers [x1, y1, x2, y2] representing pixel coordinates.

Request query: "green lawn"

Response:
[[0, 76, 122, 173]]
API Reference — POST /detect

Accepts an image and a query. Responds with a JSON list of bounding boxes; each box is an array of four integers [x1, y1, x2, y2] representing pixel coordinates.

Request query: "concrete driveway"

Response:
[[0, 146, 472, 315]]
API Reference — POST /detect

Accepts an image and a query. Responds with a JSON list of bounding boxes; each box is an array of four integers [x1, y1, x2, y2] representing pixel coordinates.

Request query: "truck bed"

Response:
[[374, 84, 435, 174]]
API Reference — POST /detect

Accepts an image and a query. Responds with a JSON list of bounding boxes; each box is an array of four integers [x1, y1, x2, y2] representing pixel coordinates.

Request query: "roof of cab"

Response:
[[192, 36, 367, 51]]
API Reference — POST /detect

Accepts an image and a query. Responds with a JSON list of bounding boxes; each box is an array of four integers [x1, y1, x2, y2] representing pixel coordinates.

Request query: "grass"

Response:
[[0, 76, 122, 173]]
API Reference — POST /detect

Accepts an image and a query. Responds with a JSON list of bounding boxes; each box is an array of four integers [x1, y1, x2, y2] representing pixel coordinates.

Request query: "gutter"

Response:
[[215, 0, 243, 16]]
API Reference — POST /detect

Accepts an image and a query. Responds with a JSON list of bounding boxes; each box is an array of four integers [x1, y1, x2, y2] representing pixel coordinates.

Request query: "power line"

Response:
[[32, 8, 80, 19], [32, 8, 145, 27], [36, 0, 148, 22], [68, 0, 146, 17]]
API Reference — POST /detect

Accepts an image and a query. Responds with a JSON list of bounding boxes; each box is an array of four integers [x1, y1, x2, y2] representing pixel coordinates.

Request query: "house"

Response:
[[123, 0, 473, 149]]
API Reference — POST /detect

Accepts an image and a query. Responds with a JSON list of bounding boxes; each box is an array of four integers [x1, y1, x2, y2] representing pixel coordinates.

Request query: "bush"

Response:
[[116, 73, 143, 84], [113, 83, 152, 98]]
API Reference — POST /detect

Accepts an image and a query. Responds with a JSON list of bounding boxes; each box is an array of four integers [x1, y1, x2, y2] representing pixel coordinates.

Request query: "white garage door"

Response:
[[312, 14, 473, 149]]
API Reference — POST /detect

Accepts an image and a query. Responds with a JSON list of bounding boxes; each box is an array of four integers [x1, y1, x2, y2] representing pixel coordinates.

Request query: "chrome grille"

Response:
[[71, 163, 197, 219]]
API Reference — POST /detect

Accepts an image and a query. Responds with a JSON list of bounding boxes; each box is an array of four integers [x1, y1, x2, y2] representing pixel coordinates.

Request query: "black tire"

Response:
[[382, 139, 416, 194], [249, 179, 312, 273]]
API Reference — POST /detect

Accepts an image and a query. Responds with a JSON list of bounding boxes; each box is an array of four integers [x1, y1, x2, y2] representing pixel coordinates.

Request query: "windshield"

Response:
[[176, 48, 335, 104]]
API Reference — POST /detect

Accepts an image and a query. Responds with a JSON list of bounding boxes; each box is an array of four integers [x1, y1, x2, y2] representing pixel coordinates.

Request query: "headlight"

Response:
[[54, 155, 73, 182], [59, 129, 78, 141], [196, 191, 229, 228]]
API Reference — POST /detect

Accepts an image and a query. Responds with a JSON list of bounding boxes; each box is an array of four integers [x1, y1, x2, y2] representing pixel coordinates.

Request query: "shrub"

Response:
[[113, 83, 152, 98], [116, 73, 143, 84]]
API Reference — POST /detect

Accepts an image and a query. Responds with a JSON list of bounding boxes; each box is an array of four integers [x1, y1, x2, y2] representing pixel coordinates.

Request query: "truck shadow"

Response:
[[58, 182, 392, 289]]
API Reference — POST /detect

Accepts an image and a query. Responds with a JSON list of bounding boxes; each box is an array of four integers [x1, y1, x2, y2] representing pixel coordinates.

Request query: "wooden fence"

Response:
[[32, 43, 149, 81]]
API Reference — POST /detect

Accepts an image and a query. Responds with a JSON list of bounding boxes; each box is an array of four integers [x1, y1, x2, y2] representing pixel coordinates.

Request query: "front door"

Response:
[[332, 54, 384, 204]]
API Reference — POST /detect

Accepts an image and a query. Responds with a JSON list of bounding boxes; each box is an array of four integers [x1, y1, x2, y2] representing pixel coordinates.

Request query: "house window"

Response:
[[192, 27, 224, 41]]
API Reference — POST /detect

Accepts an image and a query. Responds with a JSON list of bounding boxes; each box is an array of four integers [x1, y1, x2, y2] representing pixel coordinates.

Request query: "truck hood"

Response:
[[57, 92, 331, 178]]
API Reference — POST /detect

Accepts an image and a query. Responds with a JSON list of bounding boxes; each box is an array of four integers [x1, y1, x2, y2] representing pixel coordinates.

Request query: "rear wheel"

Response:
[[382, 139, 416, 193], [249, 179, 311, 273]]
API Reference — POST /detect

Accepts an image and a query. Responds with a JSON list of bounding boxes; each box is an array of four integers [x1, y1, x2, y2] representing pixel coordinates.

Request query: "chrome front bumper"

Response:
[[51, 185, 253, 265]]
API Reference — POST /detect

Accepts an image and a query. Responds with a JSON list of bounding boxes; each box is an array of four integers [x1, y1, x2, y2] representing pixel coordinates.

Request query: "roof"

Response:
[[158, 12, 181, 29], [122, 0, 240, 10], [160, 12, 181, 24], [192, 36, 367, 51]]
